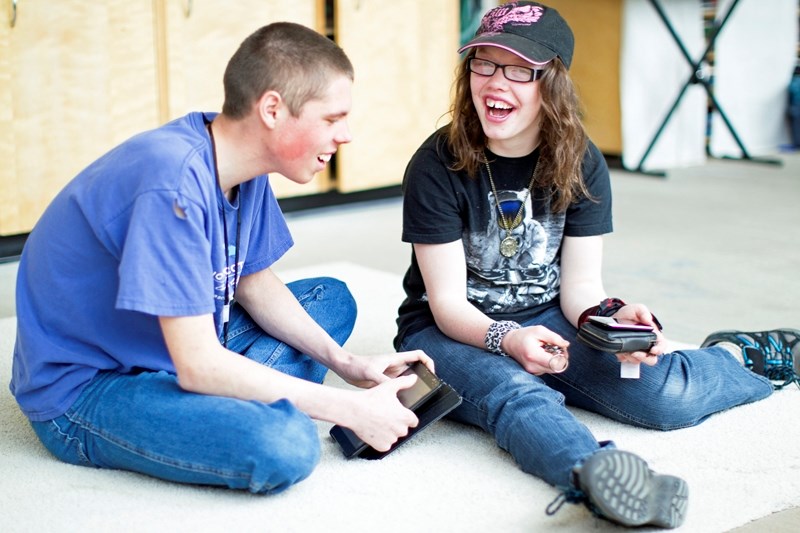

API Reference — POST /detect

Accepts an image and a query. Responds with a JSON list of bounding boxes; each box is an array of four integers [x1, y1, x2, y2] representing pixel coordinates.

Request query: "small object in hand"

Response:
[[620, 361, 640, 379], [543, 343, 563, 355], [543, 344, 568, 373]]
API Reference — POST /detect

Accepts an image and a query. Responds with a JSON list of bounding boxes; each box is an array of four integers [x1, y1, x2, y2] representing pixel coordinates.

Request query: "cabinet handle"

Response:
[[183, 0, 192, 18], [9, 0, 16, 28]]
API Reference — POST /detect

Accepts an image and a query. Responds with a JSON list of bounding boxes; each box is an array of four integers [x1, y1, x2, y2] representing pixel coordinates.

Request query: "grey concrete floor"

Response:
[[1, 152, 798, 530]]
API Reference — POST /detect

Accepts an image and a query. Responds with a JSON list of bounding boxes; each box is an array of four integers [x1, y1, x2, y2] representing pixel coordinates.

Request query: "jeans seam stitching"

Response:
[[546, 373, 698, 430], [64, 411, 250, 480], [51, 418, 91, 464]]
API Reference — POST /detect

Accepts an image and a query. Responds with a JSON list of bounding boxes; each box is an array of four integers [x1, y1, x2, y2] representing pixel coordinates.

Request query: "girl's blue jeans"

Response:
[[30, 277, 356, 494], [398, 305, 773, 489]]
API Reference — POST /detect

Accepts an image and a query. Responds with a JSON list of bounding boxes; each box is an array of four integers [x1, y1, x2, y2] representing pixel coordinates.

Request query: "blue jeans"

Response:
[[30, 277, 356, 494], [398, 305, 773, 489]]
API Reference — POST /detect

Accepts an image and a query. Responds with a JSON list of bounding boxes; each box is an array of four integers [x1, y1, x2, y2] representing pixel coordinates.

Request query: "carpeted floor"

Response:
[[1, 262, 798, 532]]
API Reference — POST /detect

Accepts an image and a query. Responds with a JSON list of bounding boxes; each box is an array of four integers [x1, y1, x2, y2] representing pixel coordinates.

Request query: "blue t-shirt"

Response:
[[11, 112, 293, 421]]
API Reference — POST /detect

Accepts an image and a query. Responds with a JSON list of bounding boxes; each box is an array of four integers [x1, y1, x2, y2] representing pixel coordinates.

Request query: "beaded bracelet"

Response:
[[485, 320, 522, 357]]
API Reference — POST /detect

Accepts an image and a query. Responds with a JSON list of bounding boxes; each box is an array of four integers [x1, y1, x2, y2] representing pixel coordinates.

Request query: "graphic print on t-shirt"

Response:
[[213, 244, 241, 299], [464, 188, 565, 314]]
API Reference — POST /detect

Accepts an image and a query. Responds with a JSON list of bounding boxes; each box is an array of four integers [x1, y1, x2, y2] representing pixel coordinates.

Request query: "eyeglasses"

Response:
[[468, 57, 543, 83]]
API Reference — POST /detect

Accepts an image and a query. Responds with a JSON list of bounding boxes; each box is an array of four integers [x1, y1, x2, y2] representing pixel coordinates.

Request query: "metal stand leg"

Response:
[[632, 0, 782, 175]]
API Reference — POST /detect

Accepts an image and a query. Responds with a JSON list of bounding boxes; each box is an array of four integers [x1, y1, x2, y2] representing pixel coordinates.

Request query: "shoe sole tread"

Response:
[[580, 450, 688, 529]]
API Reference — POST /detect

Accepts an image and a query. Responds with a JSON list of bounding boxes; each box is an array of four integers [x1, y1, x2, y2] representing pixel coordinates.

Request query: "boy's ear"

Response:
[[257, 90, 282, 129]]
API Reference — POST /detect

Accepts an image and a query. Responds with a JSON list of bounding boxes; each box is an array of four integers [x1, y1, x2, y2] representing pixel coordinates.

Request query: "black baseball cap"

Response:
[[458, 1, 575, 70]]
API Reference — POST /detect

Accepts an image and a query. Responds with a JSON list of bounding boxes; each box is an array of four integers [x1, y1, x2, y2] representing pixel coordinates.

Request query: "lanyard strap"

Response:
[[206, 116, 241, 347]]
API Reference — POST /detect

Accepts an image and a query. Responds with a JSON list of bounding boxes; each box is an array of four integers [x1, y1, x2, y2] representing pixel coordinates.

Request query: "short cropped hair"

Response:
[[222, 22, 354, 118]]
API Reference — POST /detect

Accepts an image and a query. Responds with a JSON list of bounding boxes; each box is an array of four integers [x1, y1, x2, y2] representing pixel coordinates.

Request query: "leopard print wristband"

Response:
[[485, 320, 522, 357]]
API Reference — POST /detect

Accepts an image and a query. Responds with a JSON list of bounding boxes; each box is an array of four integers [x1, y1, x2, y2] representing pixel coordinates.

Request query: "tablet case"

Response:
[[330, 380, 462, 460]]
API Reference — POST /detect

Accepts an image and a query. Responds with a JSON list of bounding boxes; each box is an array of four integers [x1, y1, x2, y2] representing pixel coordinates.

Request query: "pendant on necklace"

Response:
[[500, 236, 519, 257]]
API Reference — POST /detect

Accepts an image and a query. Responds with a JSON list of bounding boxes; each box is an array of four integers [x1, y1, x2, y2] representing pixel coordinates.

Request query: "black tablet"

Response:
[[396, 361, 444, 411], [329, 362, 462, 459]]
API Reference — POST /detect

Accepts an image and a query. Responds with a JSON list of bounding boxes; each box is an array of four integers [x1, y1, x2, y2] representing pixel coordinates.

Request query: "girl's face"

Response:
[[470, 47, 545, 157]]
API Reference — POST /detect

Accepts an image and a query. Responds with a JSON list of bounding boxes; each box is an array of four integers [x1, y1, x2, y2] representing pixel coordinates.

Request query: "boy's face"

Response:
[[272, 74, 353, 184]]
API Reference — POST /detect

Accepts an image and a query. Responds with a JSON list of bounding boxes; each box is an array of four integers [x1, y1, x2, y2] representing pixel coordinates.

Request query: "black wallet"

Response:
[[577, 316, 657, 353]]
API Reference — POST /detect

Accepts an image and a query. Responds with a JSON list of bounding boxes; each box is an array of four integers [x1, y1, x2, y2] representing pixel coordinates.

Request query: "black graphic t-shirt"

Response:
[[394, 128, 612, 348]]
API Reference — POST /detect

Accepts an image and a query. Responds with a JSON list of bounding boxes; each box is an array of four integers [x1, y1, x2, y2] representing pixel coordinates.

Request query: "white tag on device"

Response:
[[620, 362, 640, 379]]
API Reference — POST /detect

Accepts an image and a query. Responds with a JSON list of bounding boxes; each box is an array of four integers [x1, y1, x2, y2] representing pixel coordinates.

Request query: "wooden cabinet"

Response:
[[545, 0, 623, 155], [0, 0, 159, 235], [335, 0, 459, 193], [0, 0, 459, 236], [160, 0, 327, 199]]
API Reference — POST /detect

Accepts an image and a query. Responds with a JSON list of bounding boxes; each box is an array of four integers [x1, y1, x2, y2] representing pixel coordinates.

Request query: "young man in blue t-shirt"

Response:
[[10, 22, 430, 494]]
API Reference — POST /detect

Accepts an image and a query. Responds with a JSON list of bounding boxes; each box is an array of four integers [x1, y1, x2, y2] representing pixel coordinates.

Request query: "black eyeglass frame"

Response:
[[468, 57, 544, 83]]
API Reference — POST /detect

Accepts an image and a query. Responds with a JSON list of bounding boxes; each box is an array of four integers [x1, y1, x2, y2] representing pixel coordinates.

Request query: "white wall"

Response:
[[710, 0, 797, 157]]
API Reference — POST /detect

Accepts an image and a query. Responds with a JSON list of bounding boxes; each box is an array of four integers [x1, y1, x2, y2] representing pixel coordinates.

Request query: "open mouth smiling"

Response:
[[486, 98, 514, 119]]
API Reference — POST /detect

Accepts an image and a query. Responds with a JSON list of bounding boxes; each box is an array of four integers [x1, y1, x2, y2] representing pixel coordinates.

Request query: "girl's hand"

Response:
[[501, 325, 570, 375], [612, 303, 669, 366]]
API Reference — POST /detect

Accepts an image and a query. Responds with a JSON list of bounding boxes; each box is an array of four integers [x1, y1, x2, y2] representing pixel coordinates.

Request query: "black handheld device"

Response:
[[577, 316, 657, 353], [586, 315, 655, 331], [329, 362, 461, 459], [396, 361, 444, 410]]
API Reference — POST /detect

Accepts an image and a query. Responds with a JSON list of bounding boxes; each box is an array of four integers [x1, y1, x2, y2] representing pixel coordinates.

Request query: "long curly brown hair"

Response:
[[446, 51, 592, 212]]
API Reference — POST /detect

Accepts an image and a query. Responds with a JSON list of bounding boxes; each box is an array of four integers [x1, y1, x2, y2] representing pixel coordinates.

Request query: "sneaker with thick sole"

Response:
[[573, 449, 688, 529], [701, 329, 800, 389]]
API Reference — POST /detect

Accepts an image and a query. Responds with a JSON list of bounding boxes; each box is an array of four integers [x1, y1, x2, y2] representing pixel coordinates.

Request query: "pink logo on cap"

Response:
[[478, 3, 544, 34]]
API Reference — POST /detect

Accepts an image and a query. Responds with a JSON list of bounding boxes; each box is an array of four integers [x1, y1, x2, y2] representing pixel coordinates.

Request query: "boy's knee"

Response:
[[246, 400, 321, 494], [307, 277, 357, 344], [319, 277, 356, 316]]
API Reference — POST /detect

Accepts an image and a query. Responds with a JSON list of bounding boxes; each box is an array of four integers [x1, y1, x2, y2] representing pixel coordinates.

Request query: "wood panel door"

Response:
[[0, 0, 159, 235], [160, 0, 328, 199], [546, 0, 624, 155], [334, 0, 459, 193]]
